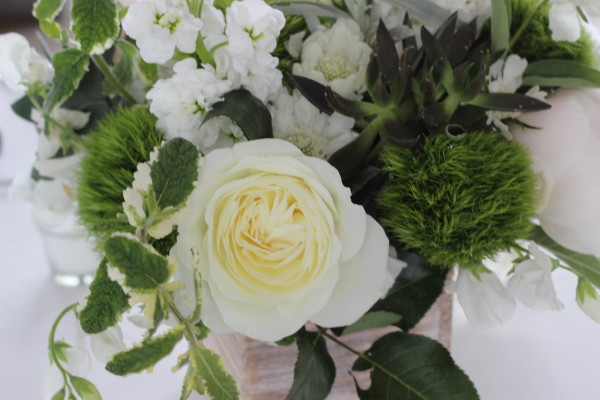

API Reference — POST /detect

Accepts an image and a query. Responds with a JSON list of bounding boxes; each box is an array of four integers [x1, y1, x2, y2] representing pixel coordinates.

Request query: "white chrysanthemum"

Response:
[[507, 243, 564, 311], [0, 32, 54, 92], [549, 0, 600, 42], [446, 268, 516, 327], [147, 59, 231, 148], [293, 19, 372, 100], [485, 55, 547, 139], [122, 0, 202, 64], [269, 90, 356, 159]]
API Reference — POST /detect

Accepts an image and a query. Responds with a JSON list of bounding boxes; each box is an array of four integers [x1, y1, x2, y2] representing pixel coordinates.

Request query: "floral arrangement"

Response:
[[2, 0, 600, 398]]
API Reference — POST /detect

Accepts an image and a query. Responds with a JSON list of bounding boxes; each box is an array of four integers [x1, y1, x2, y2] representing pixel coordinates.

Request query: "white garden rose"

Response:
[[173, 139, 391, 341], [511, 88, 600, 255]]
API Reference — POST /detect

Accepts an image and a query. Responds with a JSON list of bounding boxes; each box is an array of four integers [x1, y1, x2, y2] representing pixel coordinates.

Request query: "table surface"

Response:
[[2, 81, 600, 400]]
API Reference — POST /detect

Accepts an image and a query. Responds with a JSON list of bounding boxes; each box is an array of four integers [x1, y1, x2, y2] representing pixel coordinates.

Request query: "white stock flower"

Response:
[[269, 89, 356, 159], [147, 59, 231, 149], [90, 326, 126, 363], [446, 268, 516, 327], [122, 0, 202, 64], [0, 32, 53, 92], [511, 88, 600, 254], [549, 0, 600, 42], [173, 139, 391, 342], [507, 243, 564, 311], [293, 19, 372, 100]]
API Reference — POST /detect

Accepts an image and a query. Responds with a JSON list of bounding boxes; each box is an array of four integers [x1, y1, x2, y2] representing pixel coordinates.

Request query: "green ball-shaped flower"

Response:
[[377, 132, 537, 268], [78, 106, 164, 247]]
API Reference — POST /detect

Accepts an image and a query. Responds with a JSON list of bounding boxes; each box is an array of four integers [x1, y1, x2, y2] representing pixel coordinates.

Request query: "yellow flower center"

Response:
[[315, 56, 354, 81]]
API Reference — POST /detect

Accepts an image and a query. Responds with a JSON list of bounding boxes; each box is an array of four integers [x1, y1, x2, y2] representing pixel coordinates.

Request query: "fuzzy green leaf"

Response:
[[187, 345, 240, 399], [204, 89, 272, 141], [79, 259, 130, 334], [45, 49, 90, 112], [104, 233, 174, 290], [467, 92, 550, 112], [70, 376, 102, 400], [271, 1, 349, 18], [523, 59, 600, 88], [373, 251, 446, 331], [107, 326, 185, 375], [354, 333, 479, 399], [39, 20, 63, 39], [285, 330, 335, 400], [341, 311, 402, 336], [33, 0, 67, 21], [491, 0, 511, 54], [151, 138, 199, 210], [51, 389, 66, 400], [71, 0, 119, 55], [530, 226, 600, 289], [380, 0, 451, 27]]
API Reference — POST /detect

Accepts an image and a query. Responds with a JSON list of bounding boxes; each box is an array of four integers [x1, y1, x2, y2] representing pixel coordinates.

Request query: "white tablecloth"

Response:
[[2, 83, 600, 399]]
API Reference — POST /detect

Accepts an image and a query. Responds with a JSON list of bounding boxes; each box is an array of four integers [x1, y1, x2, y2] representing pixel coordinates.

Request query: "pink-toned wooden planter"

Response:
[[205, 292, 453, 399]]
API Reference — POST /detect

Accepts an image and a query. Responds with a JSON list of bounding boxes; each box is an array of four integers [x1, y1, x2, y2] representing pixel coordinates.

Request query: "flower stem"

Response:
[[508, 0, 549, 52], [91, 54, 139, 105], [48, 303, 78, 392]]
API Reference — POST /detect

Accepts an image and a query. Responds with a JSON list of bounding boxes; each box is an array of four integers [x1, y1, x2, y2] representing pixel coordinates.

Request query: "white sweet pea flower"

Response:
[[431, 0, 491, 22], [269, 89, 356, 159], [446, 268, 516, 327], [0, 32, 53, 92], [173, 139, 392, 342], [122, 0, 202, 64], [511, 88, 600, 254], [507, 243, 565, 311], [576, 278, 600, 323], [90, 326, 126, 363], [293, 18, 372, 100], [147, 58, 231, 149], [549, 0, 600, 42], [31, 108, 90, 159], [486, 55, 547, 139]]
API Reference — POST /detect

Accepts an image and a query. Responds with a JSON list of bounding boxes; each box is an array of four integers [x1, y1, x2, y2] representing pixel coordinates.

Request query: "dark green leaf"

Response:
[[204, 89, 272, 140], [285, 330, 335, 400], [11, 96, 35, 122], [448, 19, 478, 66], [373, 251, 446, 331], [45, 49, 90, 112], [34, 0, 67, 20], [106, 326, 185, 375], [79, 259, 130, 334], [380, 0, 452, 27], [376, 20, 400, 93], [467, 92, 550, 112], [151, 138, 199, 209], [70, 376, 102, 400], [491, 0, 511, 54], [104, 234, 174, 290], [271, 1, 349, 18], [421, 27, 453, 91], [71, 0, 119, 54], [433, 12, 458, 54], [530, 226, 600, 289], [288, 74, 334, 115], [324, 87, 381, 117], [188, 345, 240, 399], [342, 311, 402, 335], [102, 41, 136, 95], [353, 333, 479, 400], [523, 59, 600, 88]]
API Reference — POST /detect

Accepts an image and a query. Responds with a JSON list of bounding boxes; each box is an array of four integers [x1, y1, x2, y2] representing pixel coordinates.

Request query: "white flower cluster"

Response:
[[125, 0, 286, 151]]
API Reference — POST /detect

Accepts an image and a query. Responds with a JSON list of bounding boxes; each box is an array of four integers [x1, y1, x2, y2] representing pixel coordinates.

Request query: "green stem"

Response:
[[48, 303, 78, 390], [159, 287, 200, 347], [319, 328, 428, 400], [29, 94, 78, 142], [508, 0, 549, 52], [92, 54, 138, 104]]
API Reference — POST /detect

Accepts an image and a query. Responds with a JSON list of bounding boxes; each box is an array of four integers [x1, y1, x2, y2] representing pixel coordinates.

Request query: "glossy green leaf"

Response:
[[467, 92, 550, 112], [45, 49, 90, 112], [373, 251, 446, 331], [204, 89, 272, 140], [79, 259, 130, 334], [491, 0, 511, 54], [342, 311, 402, 336], [354, 333, 479, 399], [11, 96, 34, 122], [285, 330, 335, 400], [376, 20, 400, 94], [271, 1, 349, 18], [523, 59, 600, 88], [107, 326, 185, 375], [151, 138, 199, 209], [104, 233, 175, 290], [289, 74, 334, 115], [187, 345, 240, 399], [71, 0, 119, 55], [70, 376, 102, 400], [530, 226, 600, 289], [380, 0, 452, 28], [324, 87, 381, 117]]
